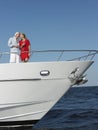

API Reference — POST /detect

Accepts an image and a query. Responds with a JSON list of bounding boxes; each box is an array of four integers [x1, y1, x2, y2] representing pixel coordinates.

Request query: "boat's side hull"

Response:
[[0, 61, 93, 122], [0, 79, 71, 121]]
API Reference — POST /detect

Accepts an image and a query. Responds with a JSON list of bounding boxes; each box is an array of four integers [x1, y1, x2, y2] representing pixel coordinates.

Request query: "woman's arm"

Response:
[[28, 45, 31, 56]]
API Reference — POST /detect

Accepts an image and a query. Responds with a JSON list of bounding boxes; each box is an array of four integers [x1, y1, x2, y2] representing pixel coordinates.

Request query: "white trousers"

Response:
[[10, 53, 19, 63]]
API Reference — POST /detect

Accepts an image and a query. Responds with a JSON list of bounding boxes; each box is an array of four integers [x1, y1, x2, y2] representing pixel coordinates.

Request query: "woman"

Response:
[[19, 33, 31, 62]]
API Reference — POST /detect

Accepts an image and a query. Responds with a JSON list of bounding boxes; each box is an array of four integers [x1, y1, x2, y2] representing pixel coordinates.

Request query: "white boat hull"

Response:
[[0, 61, 93, 123]]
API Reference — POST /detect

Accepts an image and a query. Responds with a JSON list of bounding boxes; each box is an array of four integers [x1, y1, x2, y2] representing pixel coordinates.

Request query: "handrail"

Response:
[[31, 50, 98, 53], [68, 52, 97, 61], [0, 50, 97, 62], [30, 50, 98, 61]]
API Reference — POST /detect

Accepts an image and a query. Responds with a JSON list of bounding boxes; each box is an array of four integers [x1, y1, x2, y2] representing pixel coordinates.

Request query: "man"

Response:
[[8, 32, 20, 63]]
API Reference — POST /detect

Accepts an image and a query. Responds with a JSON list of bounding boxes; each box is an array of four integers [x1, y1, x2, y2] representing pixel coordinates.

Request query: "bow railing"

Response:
[[0, 50, 98, 63], [30, 50, 98, 61]]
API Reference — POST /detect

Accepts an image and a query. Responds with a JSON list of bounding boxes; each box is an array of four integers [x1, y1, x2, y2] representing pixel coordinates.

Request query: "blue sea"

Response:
[[1, 86, 98, 130], [34, 86, 98, 130]]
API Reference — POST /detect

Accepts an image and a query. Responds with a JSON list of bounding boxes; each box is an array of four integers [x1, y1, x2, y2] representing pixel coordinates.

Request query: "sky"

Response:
[[0, 0, 97, 85]]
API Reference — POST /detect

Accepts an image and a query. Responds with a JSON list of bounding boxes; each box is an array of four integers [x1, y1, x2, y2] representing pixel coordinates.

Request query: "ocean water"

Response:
[[34, 86, 98, 130], [1, 86, 98, 130]]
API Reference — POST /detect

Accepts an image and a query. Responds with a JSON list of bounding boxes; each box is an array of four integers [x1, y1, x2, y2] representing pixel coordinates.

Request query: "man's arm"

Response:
[[8, 38, 13, 48], [8, 38, 19, 48]]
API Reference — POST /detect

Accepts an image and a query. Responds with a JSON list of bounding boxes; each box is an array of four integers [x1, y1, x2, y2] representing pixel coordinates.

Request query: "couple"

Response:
[[8, 32, 31, 63]]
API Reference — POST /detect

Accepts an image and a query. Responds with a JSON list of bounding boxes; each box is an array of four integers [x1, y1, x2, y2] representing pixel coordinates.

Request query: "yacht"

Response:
[[0, 50, 97, 126]]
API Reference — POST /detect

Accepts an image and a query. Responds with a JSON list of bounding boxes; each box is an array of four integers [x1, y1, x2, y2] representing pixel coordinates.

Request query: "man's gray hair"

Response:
[[15, 32, 20, 36]]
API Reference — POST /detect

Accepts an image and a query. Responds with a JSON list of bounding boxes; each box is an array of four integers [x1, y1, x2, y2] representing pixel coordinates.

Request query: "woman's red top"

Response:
[[19, 39, 30, 61]]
